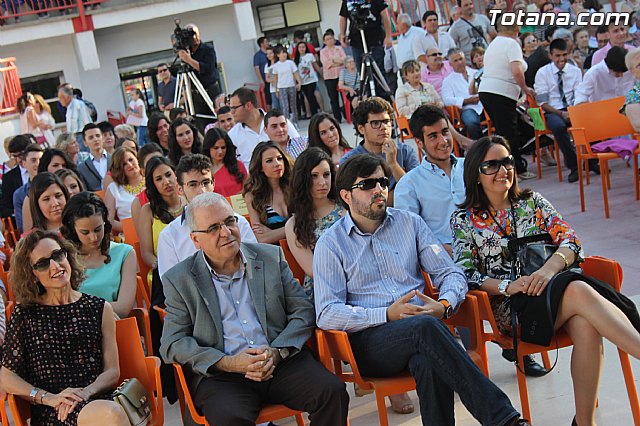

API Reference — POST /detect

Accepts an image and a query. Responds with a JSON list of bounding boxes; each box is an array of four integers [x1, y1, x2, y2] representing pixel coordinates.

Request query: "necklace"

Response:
[[124, 180, 145, 195], [168, 198, 185, 217]]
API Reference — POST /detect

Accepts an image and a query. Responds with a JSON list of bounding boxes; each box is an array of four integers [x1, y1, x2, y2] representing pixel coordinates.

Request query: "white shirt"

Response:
[[106, 182, 135, 220], [19, 165, 29, 185], [442, 67, 484, 115], [478, 36, 526, 101], [127, 99, 148, 127], [396, 26, 425, 67], [227, 111, 300, 170], [534, 62, 582, 109], [574, 60, 635, 104], [90, 149, 109, 178], [271, 60, 298, 89], [157, 209, 257, 279], [412, 30, 458, 61]]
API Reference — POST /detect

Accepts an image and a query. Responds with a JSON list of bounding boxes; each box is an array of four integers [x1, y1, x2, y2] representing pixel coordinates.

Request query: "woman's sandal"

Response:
[[388, 393, 415, 414]]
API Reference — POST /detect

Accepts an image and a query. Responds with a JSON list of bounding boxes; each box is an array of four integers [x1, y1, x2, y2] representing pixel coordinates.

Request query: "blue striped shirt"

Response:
[[66, 98, 92, 134], [313, 208, 467, 333]]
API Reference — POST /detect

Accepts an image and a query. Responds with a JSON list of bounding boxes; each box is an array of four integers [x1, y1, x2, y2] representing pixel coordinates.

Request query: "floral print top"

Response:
[[621, 80, 640, 115], [451, 192, 583, 288]]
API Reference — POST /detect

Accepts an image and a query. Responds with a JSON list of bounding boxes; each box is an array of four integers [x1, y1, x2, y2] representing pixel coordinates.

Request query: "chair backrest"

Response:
[[568, 97, 634, 147], [318, 329, 371, 389], [136, 275, 151, 309], [95, 190, 105, 200], [115, 317, 162, 424], [153, 305, 167, 323], [173, 363, 207, 425], [122, 217, 139, 246], [7, 394, 30, 426], [279, 239, 306, 284], [581, 256, 623, 292], [396, 115, 413, 140], [134, 240, 151, 290]]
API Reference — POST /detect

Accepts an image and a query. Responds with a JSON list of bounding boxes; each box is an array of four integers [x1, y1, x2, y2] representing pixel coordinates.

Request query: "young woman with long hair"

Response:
[[168, 118, 202, 166], [202, 128, 247, 197], [307, 112, 352, 166], [103, 147, 145, 233], [24, 172, 70, 237]]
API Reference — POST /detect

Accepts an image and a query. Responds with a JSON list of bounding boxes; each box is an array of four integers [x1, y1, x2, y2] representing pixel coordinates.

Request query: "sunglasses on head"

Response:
[[479, 155, 515, 175], [32, 248, 67, 272], [351, 177, 390, 191]]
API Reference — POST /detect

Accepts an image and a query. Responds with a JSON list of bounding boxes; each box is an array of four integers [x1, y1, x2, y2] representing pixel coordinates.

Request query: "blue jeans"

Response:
[[544, 111, 578, 172], [136, 125, 149, 147], [461, 109, 483, 140], [349, 316, 519, 426]]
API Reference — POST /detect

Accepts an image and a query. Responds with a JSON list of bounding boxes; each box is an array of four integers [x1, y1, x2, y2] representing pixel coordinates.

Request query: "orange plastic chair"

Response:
[[95, 190, 105, 200], [467, 256, 639, 423], [122, 217, 138, 246], [339, 89, 353, 124], [0, 391, 9, 426], [568, 96, 640, 218], [526, 95, 563, 181], [278, 239, 306, 284], [116, 317, 164, 425], [173, 363, 305, 425], [153, 305, 167, 323], [128, 276, 153, 356], [134, 241, 152, 294], [7, 393, 30, 426]]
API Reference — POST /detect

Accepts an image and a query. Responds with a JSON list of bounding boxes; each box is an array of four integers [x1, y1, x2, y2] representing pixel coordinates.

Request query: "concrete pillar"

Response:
[[233, 1, 257, 41], [73, 31, 101, 71]]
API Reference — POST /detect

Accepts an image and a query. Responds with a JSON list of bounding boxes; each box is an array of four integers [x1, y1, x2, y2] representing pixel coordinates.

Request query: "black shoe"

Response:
[[502, 350, 548, 377], [568, 169, 579, 183], [507, 416, 532, 426], [586, 161, 600, 175], [572, 416, 577, 426]]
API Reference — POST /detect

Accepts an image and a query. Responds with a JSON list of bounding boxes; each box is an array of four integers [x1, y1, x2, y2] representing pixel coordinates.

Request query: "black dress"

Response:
[[2, 293, 115, 425]]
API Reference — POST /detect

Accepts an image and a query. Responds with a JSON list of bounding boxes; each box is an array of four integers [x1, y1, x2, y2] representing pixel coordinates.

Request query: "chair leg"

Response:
[[294, 412, 306, 426], [516, 366, 532, 422], [634, 154, 639, 201], [578, 157, 586, 212], [535, 135, 542, 179], [585, 159, 591, 185], [540, 351, 551, 370], [618, 349, 640, 426], [375, 393, 390, 426], [600, 160, 610, 218], [555, 141, 563, 182]]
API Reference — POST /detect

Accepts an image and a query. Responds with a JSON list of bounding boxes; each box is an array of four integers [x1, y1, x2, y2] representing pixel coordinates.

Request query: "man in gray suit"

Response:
[[160, 192, 349, 426], [77, 123, 110, 191]]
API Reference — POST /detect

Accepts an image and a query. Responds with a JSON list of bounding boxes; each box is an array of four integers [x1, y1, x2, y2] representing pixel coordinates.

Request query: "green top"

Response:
[[81, 242, 133, 302]]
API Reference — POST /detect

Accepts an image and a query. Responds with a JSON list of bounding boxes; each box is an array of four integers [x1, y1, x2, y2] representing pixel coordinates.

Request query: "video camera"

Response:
[[346, 0, 375, 29], [172, 19, 196, 52]]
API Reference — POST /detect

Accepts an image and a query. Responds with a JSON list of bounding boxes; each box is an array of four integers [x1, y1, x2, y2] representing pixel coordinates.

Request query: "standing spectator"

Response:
[[253, 36, 271, 109], [413, 11, 457, 65], [396, 60, 444, 117], [168, 118, 202, 166], [33, 94, 56, 146], [395, 13, 425, 68], [272, 45, 302, 129], [308, 112, 353, 165], [295, 42, 321, 117], [202, 128, 247, 197], [126, 89, 149, 147], [264, 46, 281, 110], [57, 83, 92, 146], [449, 0, 496, 61], [17, 93, 40, 138], [156, 63, 177, 113], [479, 20, 536, 180], [591, 22, 635, 66], [72, 87, 98, 124], [320, 30, 347, 122], [420, 47, 453, 96]]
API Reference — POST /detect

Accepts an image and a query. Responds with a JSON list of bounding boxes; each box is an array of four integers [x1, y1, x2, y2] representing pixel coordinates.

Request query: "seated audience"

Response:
[[61, 192, 137, 319], [419, 47, 453, 96], [622, 48, 640, 131], [451, 135, 640, 426], [313, 153, 530, 426], [56, 168, 85, 197], [470, 46, 485, 70], [396, 60, 443, 117], [24, 172, 70, 236], [160, 192, 349, 426], [130, 143, 165, 239], [520, 32, 539, 60], [202, 128, 247, 197], [146, 113, 171, 155], [263, 109, 308, 160], [0, 136, 18, 187], [215, 106, 235, 132], [573, 27, 595, 70], [168, 118, 202, 166], [13, 143, 44, 233], [591, 22, 634, 66], [77, 123, 110, 192], [575, 46, 635, 103], [338, 56, 361, 110], [56, 132, 89, 166], [0, 135, 30, 218], [243, 141, 291, 244], [583, 25, 610, 70], [104, 147, 145, 233], [114, 137, 138, 153], [0, 230, 128, 426], [114, 124, 136, 144], [98, 122, 117, 156], [308, 112, 352, 165]]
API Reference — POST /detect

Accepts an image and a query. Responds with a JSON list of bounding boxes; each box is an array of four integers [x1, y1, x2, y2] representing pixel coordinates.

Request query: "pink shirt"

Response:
[[320, 46, 347, 80], [591, 42, 635, 67], [420, 61, 453, 96]]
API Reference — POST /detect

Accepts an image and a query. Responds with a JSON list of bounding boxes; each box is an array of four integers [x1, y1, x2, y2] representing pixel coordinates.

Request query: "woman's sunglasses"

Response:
[[479, 155, 515, 175], [32, 248, 67, 272], [351, 177, 390, 191]]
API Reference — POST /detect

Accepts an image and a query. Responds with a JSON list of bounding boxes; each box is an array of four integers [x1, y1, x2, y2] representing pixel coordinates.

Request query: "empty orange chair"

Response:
[[526, 94, 562, 181]]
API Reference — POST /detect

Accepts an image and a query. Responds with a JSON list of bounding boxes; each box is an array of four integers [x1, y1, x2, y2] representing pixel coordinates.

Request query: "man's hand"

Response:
[[560, 111, 570, 123], [463, 96, 480, 105], [382, 138, 398, 166], [384, 35, 392, 48], [244, 347, 281, 382], [215, 347, 272, 376], [414, 290, 446, 319], [177, 49, 191, 62], [340, 34, 348, 49], [387, 290, 427, 321]]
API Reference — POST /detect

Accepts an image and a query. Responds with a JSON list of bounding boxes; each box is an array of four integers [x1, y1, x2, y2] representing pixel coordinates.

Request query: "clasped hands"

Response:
[[387, 289, 445, 321], [217, 346, 282, 382], [46, 387, 91, 422], [505, 267, 556, 297]]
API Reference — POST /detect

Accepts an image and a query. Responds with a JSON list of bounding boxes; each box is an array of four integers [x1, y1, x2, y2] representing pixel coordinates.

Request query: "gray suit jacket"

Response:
[[160, 242, 315, 391], [77, 154, 111, 192]]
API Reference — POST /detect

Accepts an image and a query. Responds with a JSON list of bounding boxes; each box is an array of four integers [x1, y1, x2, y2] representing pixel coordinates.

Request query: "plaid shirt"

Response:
[[286, 136, 308, 159]]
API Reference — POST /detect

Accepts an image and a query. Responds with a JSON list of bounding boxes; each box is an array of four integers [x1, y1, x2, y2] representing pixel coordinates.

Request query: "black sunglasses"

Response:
[[32, 248, 67, 272], [428, 52, 443, 57], [479, 155, 515, 175], [351, 177, 390, 191]]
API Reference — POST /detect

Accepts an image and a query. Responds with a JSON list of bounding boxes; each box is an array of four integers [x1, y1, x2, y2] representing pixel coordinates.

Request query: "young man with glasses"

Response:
[[314, 153, 531, 426], [157, 154, 255, 280], [156, 63, 177, 113], [341, 97, 419, 205], [160, 191, 349, 426]]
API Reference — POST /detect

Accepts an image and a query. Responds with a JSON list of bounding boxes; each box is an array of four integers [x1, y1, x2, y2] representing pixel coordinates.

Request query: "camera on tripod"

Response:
[[172, 19, 196, 52], [346, 0, 375, 29]]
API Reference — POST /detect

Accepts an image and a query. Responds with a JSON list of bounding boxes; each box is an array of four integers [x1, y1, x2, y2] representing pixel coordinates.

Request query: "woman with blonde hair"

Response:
[[395, 60, 443, 117], [33, 94, 56, 146], [56, 133, 89, 165], [104, 147, 145, 234]]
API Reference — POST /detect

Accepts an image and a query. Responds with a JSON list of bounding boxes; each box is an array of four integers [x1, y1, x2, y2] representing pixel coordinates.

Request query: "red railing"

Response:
[[0, 58, 22, 116], [0, 0, 105, 25]]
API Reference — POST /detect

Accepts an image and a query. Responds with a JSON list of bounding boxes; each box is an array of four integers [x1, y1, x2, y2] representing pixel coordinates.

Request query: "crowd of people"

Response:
[[2, 1, 640, 425]]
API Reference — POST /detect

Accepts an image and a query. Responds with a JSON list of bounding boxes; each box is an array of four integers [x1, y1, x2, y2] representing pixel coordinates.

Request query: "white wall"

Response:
[[318, 0, 343, 36]]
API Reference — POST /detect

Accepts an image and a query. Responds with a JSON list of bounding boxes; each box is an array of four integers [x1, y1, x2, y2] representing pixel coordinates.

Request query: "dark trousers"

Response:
[[479, 92, 527, 174], [194, 349, 349, 426], [544, 111, 578, 172], [325, 78, 342, 122], [263, 82, 272, 108], [191, 82, 220, 133], [300, 83, 320, 116], [349, 316, 520, 426]]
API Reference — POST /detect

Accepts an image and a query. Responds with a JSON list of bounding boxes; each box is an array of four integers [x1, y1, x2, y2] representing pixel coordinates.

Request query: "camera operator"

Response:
[[175, 23, 220, 128], [339, 0, 392, 97]]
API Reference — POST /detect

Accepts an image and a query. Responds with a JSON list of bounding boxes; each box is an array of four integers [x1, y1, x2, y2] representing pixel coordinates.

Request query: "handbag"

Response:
[[113, 378, 151, 426]]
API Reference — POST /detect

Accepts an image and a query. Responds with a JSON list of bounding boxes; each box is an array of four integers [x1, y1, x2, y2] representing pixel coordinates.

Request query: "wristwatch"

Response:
[[278, 347, 290, 360], [498, 279, 511, 297], [439, 299, 453, 319]]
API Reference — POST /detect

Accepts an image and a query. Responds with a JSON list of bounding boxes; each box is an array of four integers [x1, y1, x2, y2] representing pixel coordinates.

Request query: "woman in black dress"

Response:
[[0, 230, 128, 425]]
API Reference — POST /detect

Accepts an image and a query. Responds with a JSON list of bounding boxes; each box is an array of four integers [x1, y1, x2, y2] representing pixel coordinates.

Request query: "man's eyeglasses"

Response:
[[479, 155, 515, 175], [192, 216, 238, 235], [184, 179, 214, 189], [351, 177, 390, 191], [366, 119, 393, 129], [428, 52, 443, 57], [229, 103, 246, 111], [32, 248, 67, 272]]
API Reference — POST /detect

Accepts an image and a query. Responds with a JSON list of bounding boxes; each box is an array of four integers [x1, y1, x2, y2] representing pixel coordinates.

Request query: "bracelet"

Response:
[[39, 391, 48, 405], [29, 387, 40, 404], [553, 251, 570, 270]]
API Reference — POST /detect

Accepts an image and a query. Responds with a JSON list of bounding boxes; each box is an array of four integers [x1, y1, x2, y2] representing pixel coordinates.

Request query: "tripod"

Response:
[[173, 60, 217, 123], [356, 28, 391, 100]]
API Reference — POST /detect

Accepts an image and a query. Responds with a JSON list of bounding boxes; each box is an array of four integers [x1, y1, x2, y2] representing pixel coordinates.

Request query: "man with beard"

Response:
[[313, 153, 531, 426]]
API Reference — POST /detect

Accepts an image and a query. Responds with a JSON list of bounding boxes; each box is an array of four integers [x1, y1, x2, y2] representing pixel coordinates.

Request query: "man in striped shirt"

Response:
[[313, 153, 529, 426]]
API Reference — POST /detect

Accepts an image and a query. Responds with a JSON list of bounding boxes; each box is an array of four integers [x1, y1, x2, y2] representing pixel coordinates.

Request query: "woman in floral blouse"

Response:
[[451, 135, 640, 426]]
